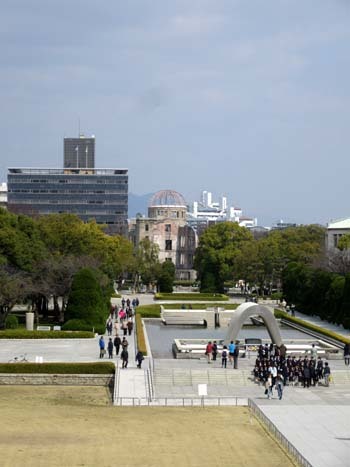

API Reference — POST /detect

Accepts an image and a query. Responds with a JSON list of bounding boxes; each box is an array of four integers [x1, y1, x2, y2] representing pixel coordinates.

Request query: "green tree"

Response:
[[65, 268, 108, 325], [37, 214, 133, 280], [337, 273, 350, 328], [158, 261, 175, 293], [194, 222, 253, 293], [133, 238, 161, 290], [338, 234, 350, 251], [326, 275, 345, 323], [0, 267, 30, 329], [0, 209, 47, 271]]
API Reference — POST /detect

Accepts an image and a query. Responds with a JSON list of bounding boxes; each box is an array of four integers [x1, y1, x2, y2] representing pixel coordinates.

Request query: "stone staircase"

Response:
[[331, 370, 350, 385], [153, 367, 252, 388]]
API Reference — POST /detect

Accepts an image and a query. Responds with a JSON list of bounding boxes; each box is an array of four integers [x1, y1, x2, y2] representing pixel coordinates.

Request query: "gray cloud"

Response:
[[1, 0, 350, 225]]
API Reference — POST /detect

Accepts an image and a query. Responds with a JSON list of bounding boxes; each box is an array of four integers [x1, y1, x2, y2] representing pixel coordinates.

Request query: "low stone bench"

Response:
[[36, 326, 51, 331]]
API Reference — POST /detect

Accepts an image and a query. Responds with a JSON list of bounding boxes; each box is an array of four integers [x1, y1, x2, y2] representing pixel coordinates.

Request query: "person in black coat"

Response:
[[136, 350, 144, 368], [344, 343, 350, 366], [121, 349, 128, 368], [303, 364, 311, 388], [107, 338, 114, 359], [114, 335, 121, 356]]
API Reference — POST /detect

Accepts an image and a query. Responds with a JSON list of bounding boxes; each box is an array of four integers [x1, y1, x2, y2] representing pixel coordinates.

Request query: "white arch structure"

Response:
[[225, 302, 283, 347]]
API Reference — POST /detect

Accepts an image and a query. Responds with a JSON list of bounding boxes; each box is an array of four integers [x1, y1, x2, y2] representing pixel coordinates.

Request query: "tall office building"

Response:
[[7, 168, 128, 235], [64, 135, 95, 168]]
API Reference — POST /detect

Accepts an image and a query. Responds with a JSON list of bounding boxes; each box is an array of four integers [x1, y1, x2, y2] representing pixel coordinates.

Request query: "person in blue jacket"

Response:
[[99, 336, 105, 358]]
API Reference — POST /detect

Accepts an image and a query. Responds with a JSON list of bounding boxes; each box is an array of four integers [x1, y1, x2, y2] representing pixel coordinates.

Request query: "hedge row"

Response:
[[136, 305, 161, 318], [0, 362, 115, 374], [135, 314, 147, 355], [162, 303, 238, 310], [154, 293, 229, 301], [62, 319, 105, 335], [274, 309, 350, 345], [0, 330, 94, 339], [173, 280, 198, 286]]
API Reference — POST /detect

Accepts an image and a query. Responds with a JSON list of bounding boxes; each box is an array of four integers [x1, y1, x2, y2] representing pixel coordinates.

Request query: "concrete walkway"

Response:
[[2, 293, 350, 466], [292, 309, 350, 340]]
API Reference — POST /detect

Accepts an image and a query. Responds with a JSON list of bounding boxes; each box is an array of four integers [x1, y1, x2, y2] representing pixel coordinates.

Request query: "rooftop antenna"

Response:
[[78, 117, 80, 137]]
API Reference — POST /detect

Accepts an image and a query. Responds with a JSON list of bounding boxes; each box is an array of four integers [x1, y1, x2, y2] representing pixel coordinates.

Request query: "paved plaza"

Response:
[[1, 294, 350, 466]]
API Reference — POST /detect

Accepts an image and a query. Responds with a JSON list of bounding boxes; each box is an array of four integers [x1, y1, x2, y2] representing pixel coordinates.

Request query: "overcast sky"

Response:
[[1, 0, 350, 226]]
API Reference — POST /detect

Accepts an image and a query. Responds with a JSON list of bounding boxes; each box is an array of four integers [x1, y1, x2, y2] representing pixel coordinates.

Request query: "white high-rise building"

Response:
[[221, 196, 227, 211], [188, 190, 257, 230]]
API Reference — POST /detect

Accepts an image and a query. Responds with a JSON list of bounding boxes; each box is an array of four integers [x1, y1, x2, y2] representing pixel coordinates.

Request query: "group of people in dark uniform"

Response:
[[253, 343, 331, 389]]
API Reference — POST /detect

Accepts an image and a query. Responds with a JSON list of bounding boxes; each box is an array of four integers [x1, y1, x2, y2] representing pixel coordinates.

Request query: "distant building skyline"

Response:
[[188, 190, 257, 229], [7, 168, 128, 235]]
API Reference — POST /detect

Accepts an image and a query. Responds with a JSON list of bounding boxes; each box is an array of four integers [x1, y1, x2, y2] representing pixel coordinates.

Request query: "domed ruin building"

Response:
[[129, 190, 197, 281]]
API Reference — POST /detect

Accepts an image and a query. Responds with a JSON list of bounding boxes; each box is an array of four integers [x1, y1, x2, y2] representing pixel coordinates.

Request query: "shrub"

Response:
[[0, 329, 94, 339], [62, 319, 105, 335], [5, 315, 19, 329], [136, 305, 161, 318], [65, 268, 107, 325], [135, 314, 147, 355], [0, 362, 115, 374], [270, 292, 283, 301], [154, 293, 229, 301], [274, 309, 350, 344], [173, 280, 197, 287], [158, 261, 175, 293]]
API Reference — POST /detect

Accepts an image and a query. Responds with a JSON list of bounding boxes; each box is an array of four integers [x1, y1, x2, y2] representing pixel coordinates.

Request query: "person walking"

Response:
[[205, 341, 213, 363], [228, 341, 236, 366], [99, 336, 105, 359], [233, 341, 240, 369], [121, 337, 128, 351], [107, 338, 114, 359], [265, 373, 273, 399], [303, 363, 311, 388], [221, 346, 228, 368], [136, 350, 144, 368], [344, 343, 350, 366], [122, 320, 128, 336], [212, 341, 218, 361], [324, 362, 331, 387], [114, 334, 121, 356], [276, 373, 284, 400], [106, 319, 113, 336], [121, 349, 129, 369], [127, 318, 134, 336], [311, 343, 318, 360]]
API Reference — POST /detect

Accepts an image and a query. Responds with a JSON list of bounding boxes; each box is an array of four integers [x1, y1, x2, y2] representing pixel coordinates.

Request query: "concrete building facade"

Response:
[[0, 183, 7, 209], [129, 190, 197, 280], [7, 168, 128, 235], [64, 135, 95, 169], [326, 218, 350, 249]]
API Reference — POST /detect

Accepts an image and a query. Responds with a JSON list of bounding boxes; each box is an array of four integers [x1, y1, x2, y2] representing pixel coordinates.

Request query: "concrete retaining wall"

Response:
[[0, 373, 114, 386], [160, 306, 235, 329]]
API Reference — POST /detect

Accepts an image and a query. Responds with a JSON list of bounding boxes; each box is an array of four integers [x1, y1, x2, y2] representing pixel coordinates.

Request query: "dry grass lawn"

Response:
[[0, 386, 296, 467]]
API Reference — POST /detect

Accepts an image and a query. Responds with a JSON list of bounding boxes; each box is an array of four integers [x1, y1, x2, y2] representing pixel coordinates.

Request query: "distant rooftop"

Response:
[[149, 190, 186, 207], [8, 168, 128, 175], [328, 218, 350, 229]]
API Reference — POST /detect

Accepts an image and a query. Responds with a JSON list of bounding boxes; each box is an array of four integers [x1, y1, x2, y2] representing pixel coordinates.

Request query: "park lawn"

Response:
[[0, 386, 296, 467]]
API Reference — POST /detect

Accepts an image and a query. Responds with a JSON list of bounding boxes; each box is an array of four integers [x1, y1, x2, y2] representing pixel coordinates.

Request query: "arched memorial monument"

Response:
[[225, 302, 283, 347]]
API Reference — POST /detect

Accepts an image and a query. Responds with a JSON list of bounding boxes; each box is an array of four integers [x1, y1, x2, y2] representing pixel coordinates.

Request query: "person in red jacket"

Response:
[[205, 341, 213, 364]]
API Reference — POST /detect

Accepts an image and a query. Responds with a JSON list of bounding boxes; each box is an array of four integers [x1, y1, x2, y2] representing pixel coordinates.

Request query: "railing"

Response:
[[113, 360, 119, 403], [248, 399, 312, 467], [114, 396, 248, 407], [280, 318, 344, 350]]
